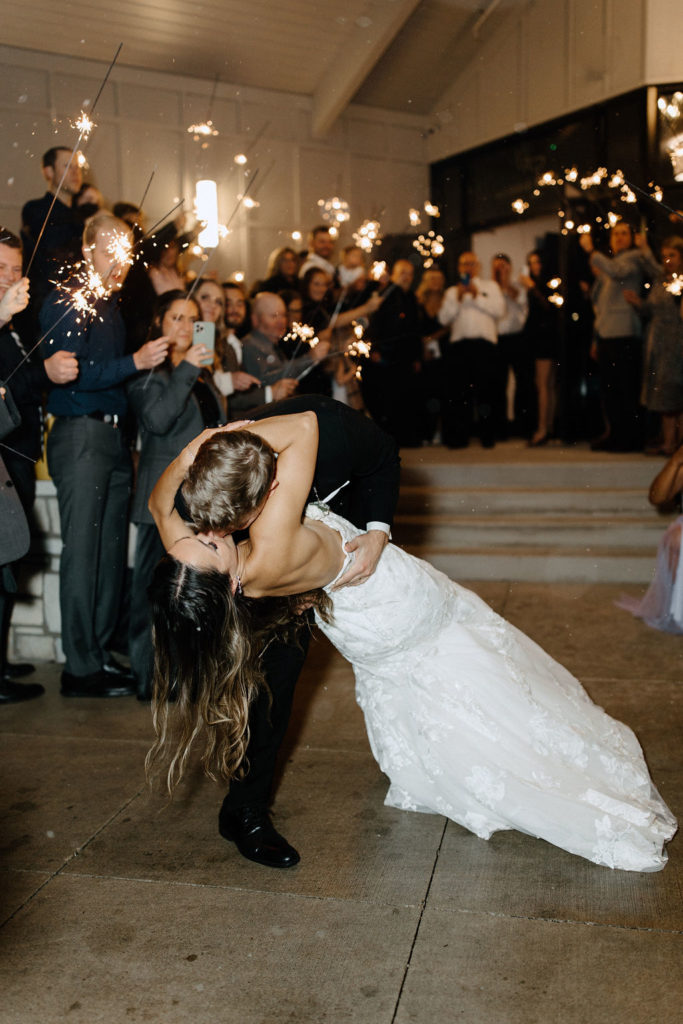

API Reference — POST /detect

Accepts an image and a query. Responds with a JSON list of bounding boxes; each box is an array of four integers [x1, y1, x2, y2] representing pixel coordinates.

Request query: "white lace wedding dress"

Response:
[[306, 504, 677, 871]]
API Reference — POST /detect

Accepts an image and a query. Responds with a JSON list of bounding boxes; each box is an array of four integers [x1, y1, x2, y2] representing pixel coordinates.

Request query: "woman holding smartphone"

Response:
[[127, 289, 227, 699]]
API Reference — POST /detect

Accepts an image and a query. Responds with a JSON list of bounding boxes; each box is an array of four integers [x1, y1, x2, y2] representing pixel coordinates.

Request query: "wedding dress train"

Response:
[[306, 504, 677, 872]]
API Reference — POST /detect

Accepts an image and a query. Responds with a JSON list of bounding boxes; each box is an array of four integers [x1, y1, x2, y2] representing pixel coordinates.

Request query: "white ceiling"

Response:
[[1, 0, 521, 133]]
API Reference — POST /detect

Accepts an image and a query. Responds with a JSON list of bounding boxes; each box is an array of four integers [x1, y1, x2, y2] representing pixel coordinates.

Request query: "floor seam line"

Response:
[[390, 818, 449, 1023]]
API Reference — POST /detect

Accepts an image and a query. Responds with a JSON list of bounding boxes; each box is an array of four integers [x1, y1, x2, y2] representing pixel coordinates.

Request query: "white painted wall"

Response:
[[0, 44, 429, 284], [428, 0, 682, 164]]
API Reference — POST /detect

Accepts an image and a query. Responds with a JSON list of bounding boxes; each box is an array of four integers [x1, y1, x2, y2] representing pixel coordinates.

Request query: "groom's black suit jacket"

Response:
[[222, 396, 400, 816], [251, 395, 400, 530]]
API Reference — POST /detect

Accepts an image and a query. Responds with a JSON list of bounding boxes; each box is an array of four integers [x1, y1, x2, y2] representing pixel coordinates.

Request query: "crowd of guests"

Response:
[[1, 141, 683, 703]]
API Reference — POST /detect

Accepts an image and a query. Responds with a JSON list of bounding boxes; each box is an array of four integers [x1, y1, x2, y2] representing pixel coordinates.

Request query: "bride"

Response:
[[148, 412, 676, 872]]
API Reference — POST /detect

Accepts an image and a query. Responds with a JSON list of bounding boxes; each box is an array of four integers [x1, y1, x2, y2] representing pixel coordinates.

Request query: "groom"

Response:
[[181, 395, 400, 867]]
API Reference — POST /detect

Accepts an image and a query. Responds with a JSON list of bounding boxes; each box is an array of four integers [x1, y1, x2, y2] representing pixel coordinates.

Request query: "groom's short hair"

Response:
[[183, 430, 276, 533]]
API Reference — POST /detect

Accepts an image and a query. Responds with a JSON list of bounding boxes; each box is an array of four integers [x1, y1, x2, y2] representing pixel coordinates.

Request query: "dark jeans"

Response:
[[596, 335, 643, 448], [47, 416, 131, 676], [495, 331, 535, 437], [442, 337, 498, 446]]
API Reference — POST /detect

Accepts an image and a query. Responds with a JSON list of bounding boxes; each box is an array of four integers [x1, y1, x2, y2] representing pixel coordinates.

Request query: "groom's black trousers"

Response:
[[220, 628, 311, 813]]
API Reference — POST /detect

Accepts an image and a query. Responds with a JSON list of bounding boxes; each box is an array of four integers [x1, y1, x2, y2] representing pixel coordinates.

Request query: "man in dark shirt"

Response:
[[41, 211, 168, 697], [20, 145, 85, 338]]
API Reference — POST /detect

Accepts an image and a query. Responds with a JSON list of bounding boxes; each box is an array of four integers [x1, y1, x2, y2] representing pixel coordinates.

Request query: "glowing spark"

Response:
[[329, 225, 339, 238], [353, 219, 382, 252], [649, 182, 663, 202], [413, 232, 445, 265], [663, 274, 683, 296], [577, 223, 591, 234], [548, 293, 564, 307], [284, 322, 317, 346], [424, 201, 440, 217], [234, 153, 248, 165], [409, 208, 421, 227], [547, 277, 562, 290], [105, 231, 133, 269], [565, 167, 578, 182], [607, 211, 620, 226], [187, 120, 219, 140], [564, 220, 575, 230], [72, 111, 96, 138], [538, 171, 557, 186], [241, 196, 259, 209], [580, 167, 608, 189], [291, 230, 302, 242], [317, 196, 350, 224], [76, 151, 87, 168], [370, 261, 387, 281], [608, 170, 625, 188], [511, 198, 529, 215], [233, 271, 245, 283], [620, 185, 637, 203]]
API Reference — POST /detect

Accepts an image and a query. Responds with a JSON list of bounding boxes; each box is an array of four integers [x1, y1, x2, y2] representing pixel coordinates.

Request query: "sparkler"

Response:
[[511, 199, 529, 214], [318, 196, 350, 225], [664, 274, 683, 296], [187, 73, 220, 146], [413, 231, 444, 267], [424, 201, 440, 218], [409, 208, 421, 227], [24, 43, 123, 278], [370, 261, 387, 282], [283, 322, 319, 377], [353, 219, 382, 253]]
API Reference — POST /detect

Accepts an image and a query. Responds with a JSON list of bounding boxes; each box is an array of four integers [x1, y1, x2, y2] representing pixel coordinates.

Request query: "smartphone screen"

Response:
[[193, 321, 215, 365]]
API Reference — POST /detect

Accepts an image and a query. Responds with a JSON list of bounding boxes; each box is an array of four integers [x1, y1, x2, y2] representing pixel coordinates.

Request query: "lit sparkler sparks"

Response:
[[548, 292, 564, 307], [620, 184, 637, 203], [318, 196, 350, 224], [649, 182, 663, 202], [370, 261, 387, 282], [424, 201, 440, 218], [72, 111, 96, 138], [579, 167, 608, 190], [511, 198, 529, 215], [353, 219, 382, 253], [608, 170, 625, 188], [284, 322, 317, 346], [413, 231, 444, 267], [409, 208, 421, 227], [187, 120, 219, 141], [565, 167, 578, 182], [547, 277, 562, 290], [538, 172, 557, 187], [664, 274, 683, 296]]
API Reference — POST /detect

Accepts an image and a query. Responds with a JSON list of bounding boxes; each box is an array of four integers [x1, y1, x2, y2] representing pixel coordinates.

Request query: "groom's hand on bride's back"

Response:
[[330, 530, 389, 590]]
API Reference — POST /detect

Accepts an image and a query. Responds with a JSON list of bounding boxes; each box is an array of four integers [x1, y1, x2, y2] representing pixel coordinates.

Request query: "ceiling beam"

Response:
[[311, 0, 422, 138]]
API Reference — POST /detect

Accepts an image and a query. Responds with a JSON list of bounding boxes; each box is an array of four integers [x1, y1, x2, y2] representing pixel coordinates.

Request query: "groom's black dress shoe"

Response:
[[219, 806, 300, 868]]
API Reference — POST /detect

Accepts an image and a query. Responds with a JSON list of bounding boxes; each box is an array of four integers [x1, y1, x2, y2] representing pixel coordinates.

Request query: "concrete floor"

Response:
[[1, 581, 681, 1023]]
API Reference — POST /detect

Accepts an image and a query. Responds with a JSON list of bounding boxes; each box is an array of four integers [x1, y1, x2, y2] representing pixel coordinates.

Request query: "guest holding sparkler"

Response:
[[127, 290, 227, 699], [241, 292, 330, 391], [40, 211, 168, 698], [0, 228, 78, 691], [624, 237, 683, 455], [20, 145, 84, 336], [364, 259, 423, 446], [580, 222, 659, 452]]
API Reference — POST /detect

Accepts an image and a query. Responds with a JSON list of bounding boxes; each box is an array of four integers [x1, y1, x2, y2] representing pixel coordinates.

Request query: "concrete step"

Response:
[[393, 514, 667, 550], [402, 546, 658, 584], [401, 459, 661, 490], [399, 486, 656, 516]]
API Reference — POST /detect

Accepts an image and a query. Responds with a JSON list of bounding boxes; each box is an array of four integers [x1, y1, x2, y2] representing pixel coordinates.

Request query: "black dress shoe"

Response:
[[103, 654, 134, 681], [3, 661, 36, 680], [219, 806, 300, 868], [0, 680, 45, 703], [60, 669, 136, 698]]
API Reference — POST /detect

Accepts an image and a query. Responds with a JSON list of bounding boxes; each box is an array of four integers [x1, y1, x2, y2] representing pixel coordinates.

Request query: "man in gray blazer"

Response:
[[241, 292, 330, 387], [0, 385, 43, 702]]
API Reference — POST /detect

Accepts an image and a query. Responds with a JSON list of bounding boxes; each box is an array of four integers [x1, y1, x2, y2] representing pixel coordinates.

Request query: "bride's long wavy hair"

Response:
[[146, 555, 331, 793]]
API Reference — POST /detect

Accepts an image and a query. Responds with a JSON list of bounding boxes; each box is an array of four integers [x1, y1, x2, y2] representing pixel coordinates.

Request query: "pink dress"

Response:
[[618, 516, 683, 633]]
